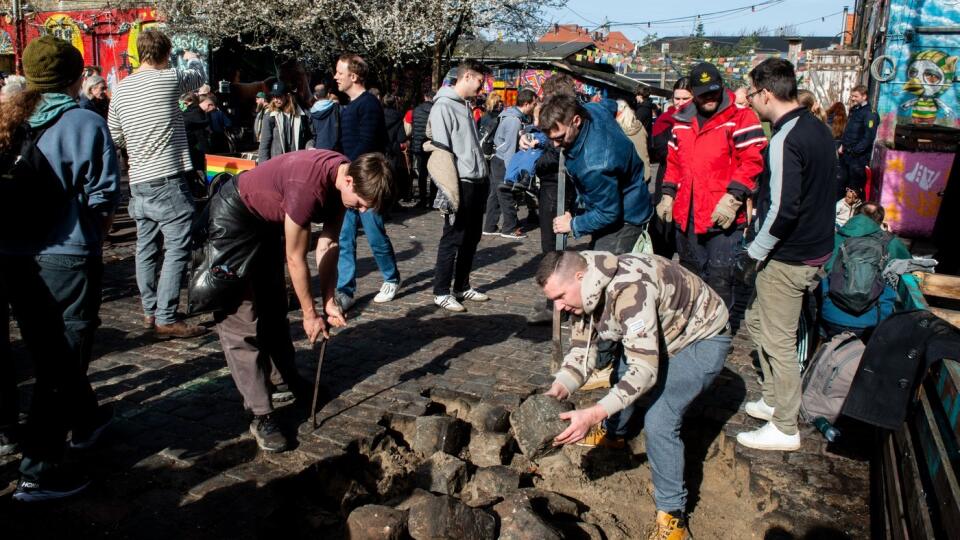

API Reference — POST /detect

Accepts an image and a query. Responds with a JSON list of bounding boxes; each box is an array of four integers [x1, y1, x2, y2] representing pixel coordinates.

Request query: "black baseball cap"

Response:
[[689, 62, 723, 97], [269, 81, 287, 97]]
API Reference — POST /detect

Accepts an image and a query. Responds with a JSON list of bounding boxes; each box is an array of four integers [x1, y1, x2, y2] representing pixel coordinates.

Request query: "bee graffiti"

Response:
[[899, 49, 958, 125]]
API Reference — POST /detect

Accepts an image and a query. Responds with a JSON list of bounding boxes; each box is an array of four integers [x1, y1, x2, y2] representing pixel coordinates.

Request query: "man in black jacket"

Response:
[[411, 91, 435, 207], [736, 58, 836, 452], [838, 85, 878, 198]]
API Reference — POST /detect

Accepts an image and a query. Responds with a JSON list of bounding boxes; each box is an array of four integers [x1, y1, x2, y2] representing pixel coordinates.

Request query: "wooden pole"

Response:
[[551, 153, 568, 373]]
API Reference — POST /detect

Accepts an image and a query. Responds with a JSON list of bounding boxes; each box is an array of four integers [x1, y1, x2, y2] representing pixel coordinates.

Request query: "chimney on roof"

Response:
[[787, 37, 803, 64]]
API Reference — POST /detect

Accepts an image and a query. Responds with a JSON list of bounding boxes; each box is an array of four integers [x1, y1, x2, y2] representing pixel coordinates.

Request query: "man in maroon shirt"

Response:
[[206, 149, 393, 452]]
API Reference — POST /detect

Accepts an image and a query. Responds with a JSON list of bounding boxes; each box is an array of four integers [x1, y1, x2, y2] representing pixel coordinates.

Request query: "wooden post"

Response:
[[551, 154, 568, 373]]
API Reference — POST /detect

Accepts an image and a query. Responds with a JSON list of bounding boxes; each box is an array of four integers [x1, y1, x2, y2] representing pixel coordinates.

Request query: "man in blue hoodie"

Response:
[[482, 88, 537, 239], [538, 92, 652, 253], [0, 36, 121, 501], [309, 84, 341, 151]]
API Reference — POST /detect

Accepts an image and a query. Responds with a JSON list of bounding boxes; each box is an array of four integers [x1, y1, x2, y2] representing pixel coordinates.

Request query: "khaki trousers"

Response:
[[744, 259, 819, 435]]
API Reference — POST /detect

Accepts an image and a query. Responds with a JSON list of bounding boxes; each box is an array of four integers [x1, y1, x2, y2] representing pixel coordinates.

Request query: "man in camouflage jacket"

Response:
[[538, 250, 731, 539]]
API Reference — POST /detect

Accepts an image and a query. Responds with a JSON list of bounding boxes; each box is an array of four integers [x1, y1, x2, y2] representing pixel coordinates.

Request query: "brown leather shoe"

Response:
[[143, 315, 156, 329], [154, 321, 208, 339]]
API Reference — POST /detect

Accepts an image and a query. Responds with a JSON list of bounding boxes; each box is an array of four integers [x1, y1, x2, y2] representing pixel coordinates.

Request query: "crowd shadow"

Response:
[[318, 304, 545, 405]]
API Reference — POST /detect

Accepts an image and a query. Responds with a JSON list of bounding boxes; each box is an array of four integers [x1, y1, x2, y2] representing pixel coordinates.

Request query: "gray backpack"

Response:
[[827, 231, 891, 314], [800, 332, 866, 424]]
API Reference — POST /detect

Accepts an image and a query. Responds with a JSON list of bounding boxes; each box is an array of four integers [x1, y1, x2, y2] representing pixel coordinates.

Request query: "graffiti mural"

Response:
[[0, 8, 208, 93], [876, 0, 960, 145], [874, 146, 953, 237]]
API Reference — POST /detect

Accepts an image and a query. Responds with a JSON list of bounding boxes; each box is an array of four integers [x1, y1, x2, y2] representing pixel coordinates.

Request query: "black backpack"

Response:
[[479, 115, 500, 159], [0, 119, 72, 247], [827, 231, 891, 314]]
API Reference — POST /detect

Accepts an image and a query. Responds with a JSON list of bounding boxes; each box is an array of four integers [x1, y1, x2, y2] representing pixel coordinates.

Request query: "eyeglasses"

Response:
[[746, 88, 764, 101]]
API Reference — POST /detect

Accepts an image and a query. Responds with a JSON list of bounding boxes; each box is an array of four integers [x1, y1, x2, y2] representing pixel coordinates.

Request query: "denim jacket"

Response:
[[564, 102, 651, 239]]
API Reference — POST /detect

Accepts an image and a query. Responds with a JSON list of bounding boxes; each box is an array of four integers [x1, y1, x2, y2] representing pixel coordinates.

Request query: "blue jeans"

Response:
[[129, 177, 195, 325], [604, 333, 731, 512], [337, 209, 400, 297], [0, 255, 102, 482]]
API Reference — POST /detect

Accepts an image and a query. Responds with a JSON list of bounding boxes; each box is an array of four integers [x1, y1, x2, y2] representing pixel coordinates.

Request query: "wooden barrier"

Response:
[[877, 359, 960, 539], [905, 272, 960, 330]]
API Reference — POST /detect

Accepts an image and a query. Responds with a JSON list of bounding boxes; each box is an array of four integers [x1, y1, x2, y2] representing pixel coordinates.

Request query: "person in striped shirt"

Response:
[[108, 29, 207, 339]]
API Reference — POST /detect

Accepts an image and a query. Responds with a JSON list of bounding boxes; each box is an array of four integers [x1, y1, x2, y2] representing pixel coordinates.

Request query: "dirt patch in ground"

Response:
[[287, 388, 763, 539]]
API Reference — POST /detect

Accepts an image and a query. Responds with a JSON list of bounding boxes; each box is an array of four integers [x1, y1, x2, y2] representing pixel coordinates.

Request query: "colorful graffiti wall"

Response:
[[876, 0, 960, 145], [0, 7, 208, 92], [874, 146, 953, 237]]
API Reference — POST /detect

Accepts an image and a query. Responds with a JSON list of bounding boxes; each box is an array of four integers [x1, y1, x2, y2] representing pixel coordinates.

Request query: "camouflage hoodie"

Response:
[[553, 251, 729, 416]]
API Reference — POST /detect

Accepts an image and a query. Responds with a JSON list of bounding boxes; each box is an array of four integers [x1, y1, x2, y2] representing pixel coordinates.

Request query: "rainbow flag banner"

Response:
[[205, 154, 257, 184]]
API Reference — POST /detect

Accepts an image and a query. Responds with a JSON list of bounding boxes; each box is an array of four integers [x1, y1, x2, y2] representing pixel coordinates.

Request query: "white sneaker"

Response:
[[455, 288, 489, 302], [335, 291, 355, 312], [434, 295, 466, 312], [373, 281, 400, 303], [481, 230, 499, 236], [736, 421, 801, 451], [744, 398, 775, 421]]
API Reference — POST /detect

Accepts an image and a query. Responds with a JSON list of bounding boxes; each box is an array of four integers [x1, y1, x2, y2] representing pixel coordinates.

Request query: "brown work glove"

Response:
[[656, 195, 674, 224], [710, 193, 742, 229]]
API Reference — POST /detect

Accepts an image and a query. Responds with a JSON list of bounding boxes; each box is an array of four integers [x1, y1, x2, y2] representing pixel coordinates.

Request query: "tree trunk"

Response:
[[432, 42, 443, 91]]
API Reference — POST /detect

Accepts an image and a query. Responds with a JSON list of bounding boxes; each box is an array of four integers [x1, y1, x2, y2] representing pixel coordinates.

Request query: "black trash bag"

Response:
[[187, 176, 263, 314]]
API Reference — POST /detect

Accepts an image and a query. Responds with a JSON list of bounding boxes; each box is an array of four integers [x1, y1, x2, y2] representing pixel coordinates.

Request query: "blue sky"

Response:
[[543, 0, 849, 40]]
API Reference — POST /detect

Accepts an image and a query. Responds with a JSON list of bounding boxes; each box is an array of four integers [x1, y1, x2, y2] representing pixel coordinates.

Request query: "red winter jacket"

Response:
[[662, 91, 767, 234]]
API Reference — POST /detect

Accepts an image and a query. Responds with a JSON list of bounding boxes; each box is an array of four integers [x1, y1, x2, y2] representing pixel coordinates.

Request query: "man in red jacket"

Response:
[[656, 63, 767, 308]]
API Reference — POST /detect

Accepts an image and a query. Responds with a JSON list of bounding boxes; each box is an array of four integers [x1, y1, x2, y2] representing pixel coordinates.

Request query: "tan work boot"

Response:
[[575, 424, 626, 449], [647, 510, 689, 540], [580, 365, 613, 391]]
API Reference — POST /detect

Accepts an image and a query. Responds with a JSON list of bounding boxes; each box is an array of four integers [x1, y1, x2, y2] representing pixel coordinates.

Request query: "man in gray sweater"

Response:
[[428, 60, 491, 312]]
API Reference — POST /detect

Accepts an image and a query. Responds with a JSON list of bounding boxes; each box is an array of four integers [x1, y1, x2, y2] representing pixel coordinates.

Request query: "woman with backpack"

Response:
[[819, 203, 911, 338]]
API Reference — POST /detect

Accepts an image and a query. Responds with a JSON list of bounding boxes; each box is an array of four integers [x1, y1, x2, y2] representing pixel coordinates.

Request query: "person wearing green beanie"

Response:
[[22, 34, 85, 93], [0, 33, 121, 502]]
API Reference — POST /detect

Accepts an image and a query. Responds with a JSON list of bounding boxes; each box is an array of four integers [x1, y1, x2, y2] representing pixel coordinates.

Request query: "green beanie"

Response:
[[23, 35, 85, 92]]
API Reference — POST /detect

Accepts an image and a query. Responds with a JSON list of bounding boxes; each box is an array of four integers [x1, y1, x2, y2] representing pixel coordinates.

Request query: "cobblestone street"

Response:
[[2, 203, 871, 539]]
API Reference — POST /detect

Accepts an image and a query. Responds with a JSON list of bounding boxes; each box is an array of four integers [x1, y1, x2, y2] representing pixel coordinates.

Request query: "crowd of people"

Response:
[[0, 27, 895, 540]]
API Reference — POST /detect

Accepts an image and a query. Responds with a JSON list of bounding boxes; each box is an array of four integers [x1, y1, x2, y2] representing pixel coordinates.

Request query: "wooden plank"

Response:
[[929, 307, 960, 330], [893, 425, 938, 538], [882, 432, 909, 540], [934, 361, 960, 443], [912, 272, 960, 302], [915, 388, 960, 535]]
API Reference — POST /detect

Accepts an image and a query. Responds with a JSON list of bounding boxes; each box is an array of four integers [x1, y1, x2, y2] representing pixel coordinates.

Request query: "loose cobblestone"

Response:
[[1, 203, 870, 538]]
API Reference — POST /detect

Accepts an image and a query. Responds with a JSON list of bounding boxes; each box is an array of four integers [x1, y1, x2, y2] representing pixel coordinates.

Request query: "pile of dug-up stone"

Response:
[[345, 392, 604, 540]]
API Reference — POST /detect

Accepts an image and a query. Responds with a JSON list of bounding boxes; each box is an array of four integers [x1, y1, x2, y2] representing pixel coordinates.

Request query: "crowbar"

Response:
[[310, 337, 328, 429]]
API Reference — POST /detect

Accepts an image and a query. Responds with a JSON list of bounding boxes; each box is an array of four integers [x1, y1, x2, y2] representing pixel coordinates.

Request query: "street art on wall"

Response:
[[874, 146, 953, 237], [43, 13, 85, 56], [0, 8, 208, 93], [876, 0, 960, 145]]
